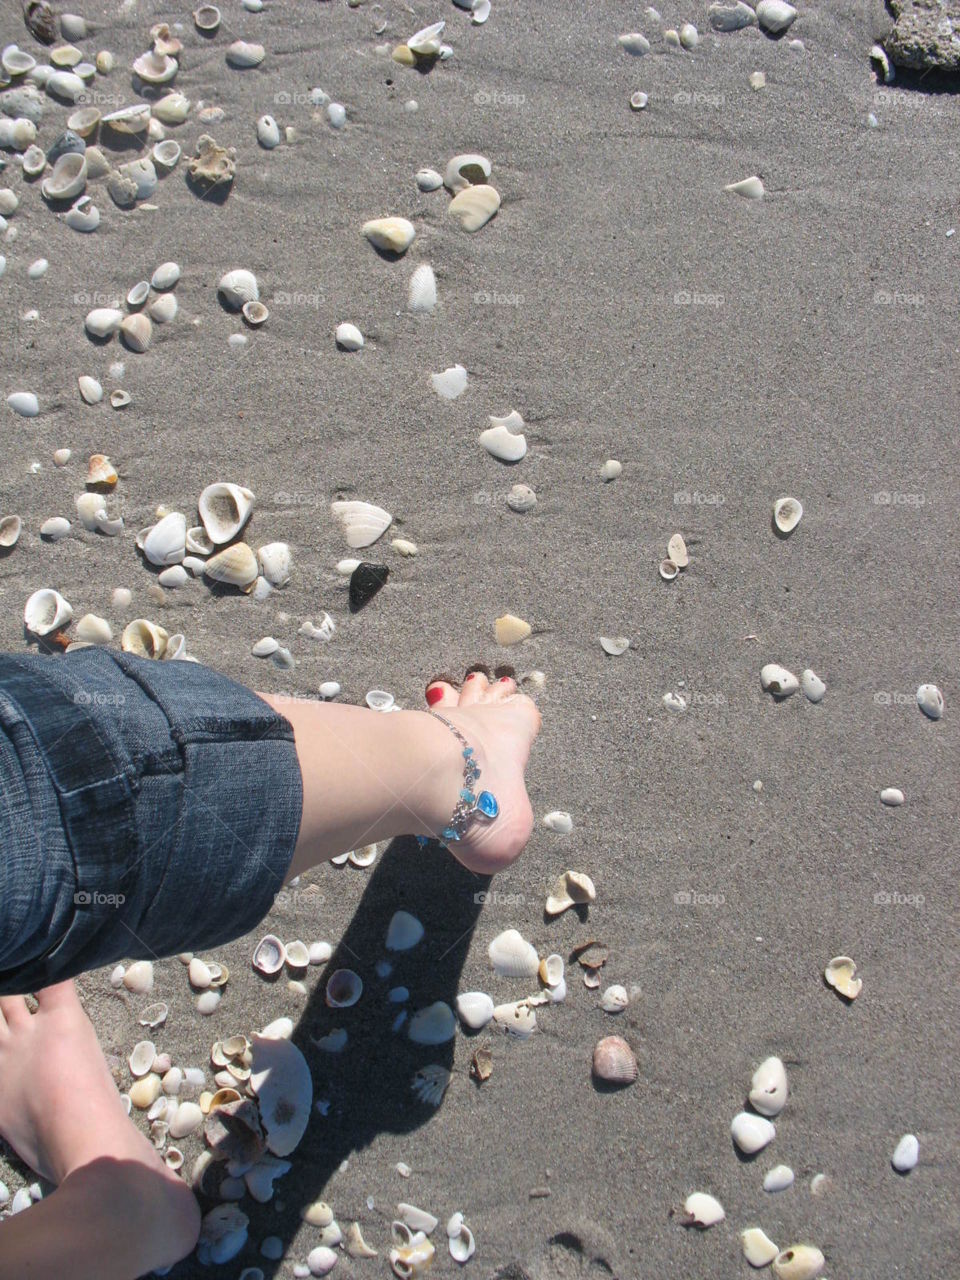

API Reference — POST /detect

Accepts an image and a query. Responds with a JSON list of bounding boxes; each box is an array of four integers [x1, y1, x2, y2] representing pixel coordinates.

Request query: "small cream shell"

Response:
[[448, 183, 501, 232], [772, 1245, 825, 1280]]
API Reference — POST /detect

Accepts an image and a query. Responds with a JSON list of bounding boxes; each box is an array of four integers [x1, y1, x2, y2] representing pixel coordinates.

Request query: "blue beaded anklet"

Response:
[[415, 710, 499, 847]]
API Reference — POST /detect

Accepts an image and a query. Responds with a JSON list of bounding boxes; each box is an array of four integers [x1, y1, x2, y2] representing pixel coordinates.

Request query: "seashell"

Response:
[[127, 281, 150, 309], [85, 307, 123, 338], [667, 533, 689, 567], [244, 1154, 292, 1204], [763, 1164, 795, 1192], [492, 1000, 537, 1038], [197, 1203, 250, 1266], [741, 1228, 779, 1268], [66, 106, 99, 138], [250, 1033, 312, 1156], [139, 1002, 168, 1029], [618, 32, 651, 54], [448, 183, 500, 232], [325, 968, 362, 1008], [430, 363, 467, 399], [362, 216, 416, 255], [102, 104, 151, 134], [408, 1001, 456, 1044], [24, 588, 73, 635], [325, 101, 346, 128], [75, 492, 105, 530], [189, 957, 212, 989], [194, 5, 221, 32], [0, 515, 21, 547], [133, 51, 177, 85], [732, 1111, 776, 1154], [800, 669, 825, 703], [257, 114, 281, 149], [389, 1235, 437, 1278], [880, 786, 904, 807], [87, 454, 118, 488], [281, 940, 308, 971], [756, 0, 798, 34], [408, 263, 436, 313], [301, 1200, 334, 1227], [443, 152, 491, 193], [917, 683, 943, 720], [253, 935, 285, 975], [153, 92, 191, 125], [470, 1044, 493, 1082], [252, 637, 280, 659], [23, 144, 46, 175], [119, 312, 152, 353], [679, 21, 699, 48], [506, 483, 537, 513], [95, 50, 115, 73], [110, 389, 131, 409], [480, 414, 526, 462], [773, 496, 802, 534], [824, 955, 861, 1000], [251, 542, 289, 589], [592, 1035, 637, 1085], [545, 869, 595, 916], [772, 1246, 825, 1280], [330, 499, 392, 549], [416, 167, 443, 191], [305, 1245, 338, 1276], [242, 300, 268, 326], [129, 1040, 157, 1078], [659, 558, 679, 581], [63, 195, 99, 232], [455, 991, 494, 1030], [164, 1147, 184, 1171], [41, 151, 86, 200], [892, 1133, 918, 1173], [197, 989, 220, 1016], [345, 1223, 377, 1259], [308, 941, 332, 965], [121, 619, 169, 659], [158, 566, 187, 590], [169, 1101, 203, 1139], [385, 910, 423, 951], [75, 614, 112, 644], [750, 1056, 788, 1116], [681, 1191, 724, 1227], [449, 1222, 475, 1264], [53, 449, 72, 467], [335, 322, 364, 351], [198, 485, 255, 549], [760, 664, 799, 698], [130, 1074, 163, 1109], [3, 46, 36, 76], [46, 70, 85, 102], [600, 984, 629, 1014], [349, 562, 389, 610], [538, 954, 564, 988], [408, 19, 445, 55], [630, 90, 649, 110], [398, 1204, 438, 1235], [600, 636, 630, 656], [51, 44, 82, 68], [40, 517, 71, 541], [543, 811, 574, 835], [226, 41, 266, 68], [488, 928, 539, 978], [582, 968, 601, 989], [152, 139, 181, 172], [218, 269, 259, 310], [123, 960, 154, 993], [495, 613, 532, 645], [391, 538, 418, 558], [726, 174, 765, 200]]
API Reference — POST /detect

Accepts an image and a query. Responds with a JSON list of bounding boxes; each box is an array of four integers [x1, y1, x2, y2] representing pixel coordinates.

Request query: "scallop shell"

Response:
[[253, 934, 285, 975], [256, 542, 290, 587], [325, 968, 362, 1008], [335, 322, 364, 351], [250, 1034, 312, 1156], [488, 928, 539, 978], [749, 1056, 788, 1117], [362, 216, 416, 254], [494, 613, 531, 645], [42, 151, 87, 200], [760, 664, 799, 698], [592, 1035, 637, 1085], [772, 1245, 825, 1280], [408, 263, 436, 313], [824, 954, 861, 1000], [121, 619, 169, 659], [407, 1001, 456, 1045], [741, 1227, 779, 1267], [448, 183, 500, 232], [226, 40, 265, 68], [331, 499, 392, 549], [199, 482, 255, 544], [218, 269, 258, 309], [773, 496, 802, 534], [681, 1191, 725, 1228], [0, 515, 22, 548], [430, 363, 467, 399], [492, 1000, 537, 1038], [732, 1111, 776, 1154], [24, 588, 73, 635], [726, 174, 765, 200]]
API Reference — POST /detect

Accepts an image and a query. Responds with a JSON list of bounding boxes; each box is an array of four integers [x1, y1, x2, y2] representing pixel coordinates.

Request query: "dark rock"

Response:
[[349, 562, 389, 611]]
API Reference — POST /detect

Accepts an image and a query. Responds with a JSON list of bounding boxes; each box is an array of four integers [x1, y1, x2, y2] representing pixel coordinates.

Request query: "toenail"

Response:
[[426, 686, 444, 705], [465, 672, 477, 680], [500, 676, 511, 683]]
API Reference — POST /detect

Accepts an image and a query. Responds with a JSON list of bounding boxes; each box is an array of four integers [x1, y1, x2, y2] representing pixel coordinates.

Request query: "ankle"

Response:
[[404, 709, 474, 838]]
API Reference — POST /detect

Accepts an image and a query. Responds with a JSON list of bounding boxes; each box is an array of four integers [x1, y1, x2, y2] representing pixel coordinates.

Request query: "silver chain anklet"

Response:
[[417, 710, 499, 846]]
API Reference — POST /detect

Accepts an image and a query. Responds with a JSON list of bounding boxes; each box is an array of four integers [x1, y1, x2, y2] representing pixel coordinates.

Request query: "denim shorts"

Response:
[[0, 648, 303, 995]]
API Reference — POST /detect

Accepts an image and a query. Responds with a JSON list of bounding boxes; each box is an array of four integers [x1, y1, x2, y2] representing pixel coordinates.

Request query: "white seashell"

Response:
[[242, 300, 268, 326], [892, 1133, 918, 1172], [110, 964, 126, 988], [7, 391, 39, 417], [256, 542, 290, 588], [28, 258, 48, 279], [85, 307, 123, 338], [40, 516, 71, 541], [260, 1016, 294, 1041], [430, 363, 467, 399], [24, 588, 73, 635], [408, 264, 436, 313], [749, 1056, 788, 1117], [250, 1034, 312, 1156], [480, 420, 526, 463], [150, 262, 181, 293], [53, 449, 72, 467], [300, 615, 336, 643], [152, 92, 191, 125], [619, 32, 651, 54], [335, 559, 360, 576], [679, 22, 699, 49], [345, 1223, 377, 1259], [443, 153, 491, 193], [732, 1112, 776, 1154], [152, 139, 181, 171], [488, 928, 539, 978], [252, 637, 280, 658], [257, 115, 281, 149], [381, 910, 424, 955], [917, 683, 943, 720], [76, 375, 104, 406], [22, 144, 46, 177], [169, 1101, 204, 1139], [245, 1155, 292, 1203], [493, 1000, 537, 1038], [408, 19, 445, 55], [2, 46, 36, 76], [448, 183, 500, 232], [46, 70, 86, 102], [123, 961, 154, 994], [158, 566, 188, 589], [185, 526, 214, 556], [741, 1228, 779, 1268], [495, 613, 532, 646], [313, 1029, 347, 1053], [800, 669, 825, 703], [109, 389, 131, 409], [63, 195, 99, 232], [253, 934, 286, 975], [756, 0, 798, 34], [325, 968, 362, 1008], [194, 5, 221, 32], [772, 1245, 825, 1280], [600, 984, 629, 1014], [667, 533, 689, 567], [133, 50, 177, 84], [189, 957, 212, 989], [308, 941, 332, 965], [709, 0, 759, 27], [682, 1192, 725, 1228], [362, 216, 415, 254], [129, 1074, 162, 1109], [763, 1164, 795, 1192], [218, 269, 259, 309], [398, 1204, 438, 1235], [506, 483, 536, 513], [455, 991, 494, 1029], [331, 499, 392, 549], [102, 104, 151, 134], [199, 482, 255, 544], [391, 537, 418, 556], [538, 954, 564, 989], [301, 1201, 334, 1227], [408, 1001, 456, 1045], [659, 558, 679, 581], [138, 1003, 168, 1030], [142, 512, 186, 566], [416, 167, 443, 191], [129, 1040, 157, 1077], [306, 1245, 337, 1275], [285, 940, 310, 969], [335, 322, 364, 351], [773, 496, 802, 534], [600, 636, 630, 656], [880, 787, 904, 806], [226, 41, 266, 68], [75, 613, 112, 644], [760, 664, 799, 697], [726, 175, 765, 200], [122, 620, 168, 659], [824, 954, 861, 1000], [543, 811, 574, 834]]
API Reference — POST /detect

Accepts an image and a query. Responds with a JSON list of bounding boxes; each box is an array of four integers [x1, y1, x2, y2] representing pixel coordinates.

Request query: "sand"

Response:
[[1, 0, 958, 1276]]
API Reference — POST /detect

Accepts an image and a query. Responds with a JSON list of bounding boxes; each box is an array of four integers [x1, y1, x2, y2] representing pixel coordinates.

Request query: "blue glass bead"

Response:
[[462, 747, 473, 757], [415, 835, 430, 848], [460, 789, 475, 803], [476, 790, 499, 818], [441, 826, 460, 841]]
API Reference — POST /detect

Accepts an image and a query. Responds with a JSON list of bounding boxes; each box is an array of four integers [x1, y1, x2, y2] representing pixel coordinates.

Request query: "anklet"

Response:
[[419, 710, 499, 846]]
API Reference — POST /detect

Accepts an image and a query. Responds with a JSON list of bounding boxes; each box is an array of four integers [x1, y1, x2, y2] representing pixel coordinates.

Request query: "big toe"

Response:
[[425, 679, 459, 708]]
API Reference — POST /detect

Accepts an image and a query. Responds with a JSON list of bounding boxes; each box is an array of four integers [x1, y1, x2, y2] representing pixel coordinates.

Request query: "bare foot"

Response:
[[425, 672, 541, 874], [0, 982, 200, 1267]]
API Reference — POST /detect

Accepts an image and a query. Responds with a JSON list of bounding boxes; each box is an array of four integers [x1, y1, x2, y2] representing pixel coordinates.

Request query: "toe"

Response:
[[489, 675, 518, 700], [458, 671, 489, 705], [0, 996, 31, 1027], [425, 680, 459, 708], [35, 980, 79, 1011]]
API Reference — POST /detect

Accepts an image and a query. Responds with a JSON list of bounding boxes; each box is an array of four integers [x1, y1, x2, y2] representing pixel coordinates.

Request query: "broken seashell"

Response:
[[345, 1223, 377, 1258], [142, 512, 186, 567], [24, 588, 73, 636], [301, 1200, 333, 1227], [760, 664, 799, 698], [545, 868, 594, 916], [430, 363, 467, 399], [443, 153, 491, 193], [391, 537, 418, 557], [386, 910, 424, 951], [544, 811, 574, 835], [110, 389, 131, 408], [102, 103, 151, 134], [592, 1035, 637, 1085], [800, 669, 825, 703], [892, 1133, 918, 1173], [133, 50, 177, 84], [152, 139, 181, 172], [331, 499, 392, 549], [389, 1236, 435, 1278], [362, 216, 415, 254], [750, 1056, 788, 1116], [538, 955, 564, 988], [824, 955, 861, 1000], [600, 984, 628, 1014], [479, 420, 526, 462], [470, 1044, 493, 1081], [763, 1164, 794, 1192], [492, 1000, 537, 1038], [488, 929, 539, 978], [506, 483, 537, 513], [250, 1033, 312, 1156], [204, 542, 259, 592], [325, 968, 362, 1008], [194, 5, 221, 32], [187, 133, 236, 188], [917, 683, 943, 720], [408, 1001, 456, 1045], [398, 1204, 438, 1235], [772, 1245, 825, 1280], [495, 613, 531, 646], [408, 263, 436, 313], [253, 935, 285, 976], [138, 1003, 168, 1028], [449, 1221, 475, 1264], [87, 454, 118, 488], [121, 619, 168, 659], [335, 322, 364, 351], [726, 174, 765, 200], [742, 1227, 779, 1268], [732, 1111, 776, 1154], [449, 183, 500, 232], [680, 1192, 725, 1228]]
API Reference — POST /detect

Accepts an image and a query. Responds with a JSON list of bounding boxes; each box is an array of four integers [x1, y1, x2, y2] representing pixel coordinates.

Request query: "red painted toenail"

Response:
[[426, 686, 444, 705], [500, 676, 511, 683], [465, 672, 477, 680]]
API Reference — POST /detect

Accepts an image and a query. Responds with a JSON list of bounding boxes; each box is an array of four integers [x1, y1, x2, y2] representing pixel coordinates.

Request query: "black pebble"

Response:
[[349, 562, 389, 612]]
